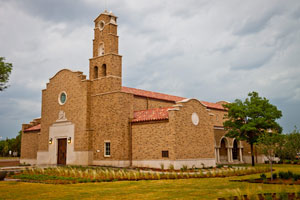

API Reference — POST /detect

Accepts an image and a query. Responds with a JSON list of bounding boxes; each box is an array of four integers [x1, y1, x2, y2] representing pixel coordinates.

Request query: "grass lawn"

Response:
[[1, 164, 300, 200]]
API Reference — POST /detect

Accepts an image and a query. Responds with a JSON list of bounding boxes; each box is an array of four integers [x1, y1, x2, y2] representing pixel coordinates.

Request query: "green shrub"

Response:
[[216, 164, 223, 169], [264, 193, 273, 200], [278, 171, 294, 179], [283, 160, 291, 164], [181, 165, 188, 172], [260, 173, 267, 180], [8, 171, 15, 176], [160, 163, 164, 170], [272, 173, 277, 180], [293, 174, 300, 181], [168, 164, 175, 171]]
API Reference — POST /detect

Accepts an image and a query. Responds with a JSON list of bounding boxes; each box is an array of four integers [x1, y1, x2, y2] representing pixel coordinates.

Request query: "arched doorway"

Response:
[[232, 140, 239, 160], [219, 138, 228, 162]]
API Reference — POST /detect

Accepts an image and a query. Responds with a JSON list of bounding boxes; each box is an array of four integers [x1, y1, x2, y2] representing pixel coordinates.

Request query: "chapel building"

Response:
[[20, 11, 264, 169]]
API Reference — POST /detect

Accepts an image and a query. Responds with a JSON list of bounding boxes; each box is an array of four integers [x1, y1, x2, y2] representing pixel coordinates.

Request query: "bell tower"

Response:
[[89, 10, 122, 93]]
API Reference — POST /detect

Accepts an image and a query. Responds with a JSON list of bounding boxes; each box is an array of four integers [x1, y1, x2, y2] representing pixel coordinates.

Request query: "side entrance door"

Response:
[[57, 138, 67, 165]]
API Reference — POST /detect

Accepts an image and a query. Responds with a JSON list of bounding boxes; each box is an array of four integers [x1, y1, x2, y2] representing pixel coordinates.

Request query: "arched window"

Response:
[[101, 64, 107, 77], [98, 43, 104, 56], [94, 66, 98, 79]]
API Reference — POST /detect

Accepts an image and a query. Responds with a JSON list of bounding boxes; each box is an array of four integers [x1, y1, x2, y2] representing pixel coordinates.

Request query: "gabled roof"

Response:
[[132, 107, 171, 123], [24, 124, 41, 132], [122, 86, 226, 111], [122, 86, 185, 102]]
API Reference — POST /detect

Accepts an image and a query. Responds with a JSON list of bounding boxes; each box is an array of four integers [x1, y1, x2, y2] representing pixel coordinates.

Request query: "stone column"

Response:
[[229, 148, 234, 163], [215, 148, 217, 162], [239, 148, 243, 162], [215, 148, 220, 163], [217, 148, 220, 163], [227, 148, 231, 162]]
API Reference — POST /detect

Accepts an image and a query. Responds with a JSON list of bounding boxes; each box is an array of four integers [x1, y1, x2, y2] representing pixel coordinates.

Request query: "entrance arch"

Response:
[[219, 138, 228, 162]]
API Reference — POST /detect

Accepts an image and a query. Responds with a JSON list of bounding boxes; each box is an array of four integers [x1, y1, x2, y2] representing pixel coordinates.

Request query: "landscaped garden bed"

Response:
[[8, 165, 270, 184], [232, 171, 300, 185]]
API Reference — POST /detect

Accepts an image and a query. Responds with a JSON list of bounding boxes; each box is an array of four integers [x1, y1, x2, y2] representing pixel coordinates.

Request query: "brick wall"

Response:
[[21, 131, 39, 159], [39, 69, 90, 152], [91, 92, 133, 161], [131, 121, 175, 160], [172, 99, 215, 159], [132, 96, 175, 111]]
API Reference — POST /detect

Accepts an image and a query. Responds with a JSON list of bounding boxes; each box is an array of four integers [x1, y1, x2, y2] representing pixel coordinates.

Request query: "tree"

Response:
[[276, 127, 300, 160], [223, 91, 282, 166], [257, 132, 282, 181], [0, 131, 22, 157], [0, 57, 13, 91]]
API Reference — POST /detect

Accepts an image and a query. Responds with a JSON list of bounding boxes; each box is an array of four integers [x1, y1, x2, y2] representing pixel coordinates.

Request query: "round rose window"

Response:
[[58, 92, 67, 105]]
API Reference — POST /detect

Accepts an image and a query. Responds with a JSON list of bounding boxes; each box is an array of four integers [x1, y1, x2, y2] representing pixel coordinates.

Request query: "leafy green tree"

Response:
[[223, 91, 282, 166], [11, 131, 22, 156], [0, 131, 22, 157], [257, 132, 282, 180], [0, 57, 13, 91], [0, 140, 5, 157], [286, 128, 300, 158], [276, 127, 300, 160]]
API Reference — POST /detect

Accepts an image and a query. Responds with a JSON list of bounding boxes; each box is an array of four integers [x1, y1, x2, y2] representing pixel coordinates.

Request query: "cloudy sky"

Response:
[[0, 0, 299, 139]]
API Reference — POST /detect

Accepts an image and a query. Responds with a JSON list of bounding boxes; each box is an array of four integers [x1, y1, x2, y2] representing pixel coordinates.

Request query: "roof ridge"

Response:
[[122, 86, 185, 102]]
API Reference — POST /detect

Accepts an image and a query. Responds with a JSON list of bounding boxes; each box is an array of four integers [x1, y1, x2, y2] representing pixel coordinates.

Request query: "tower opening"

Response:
[[101, 64, 107, 77], [94, 66, 98, 79]]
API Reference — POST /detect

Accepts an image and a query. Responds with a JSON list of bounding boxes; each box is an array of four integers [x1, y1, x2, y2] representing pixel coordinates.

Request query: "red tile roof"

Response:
[[122, 86, 226, 111], [24, 124, 41, 132], [122, 86, 185, 102], [200, 101, 225, 111], [132, 107, 171, 123]]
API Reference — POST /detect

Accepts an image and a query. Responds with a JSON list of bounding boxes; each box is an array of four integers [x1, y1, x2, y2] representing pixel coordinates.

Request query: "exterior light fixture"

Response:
[[68, 137, 71, 144], [49, 138, 53, 144]]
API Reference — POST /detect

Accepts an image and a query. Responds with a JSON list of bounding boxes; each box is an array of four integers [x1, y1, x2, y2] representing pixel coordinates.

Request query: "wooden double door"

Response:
[[57, 138, 67, 165]]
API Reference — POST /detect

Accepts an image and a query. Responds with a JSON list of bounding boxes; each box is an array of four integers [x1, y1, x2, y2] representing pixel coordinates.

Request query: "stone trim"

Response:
[[89, 53, 122, 60], [132, 158, 216, 170], [214, 126, 224, 130], [49, 69, 85, 81], [91, 90, 128, 97], [20, 159, 37, 165], [91, 75, 121, 81], [92, 160, 130, 167]]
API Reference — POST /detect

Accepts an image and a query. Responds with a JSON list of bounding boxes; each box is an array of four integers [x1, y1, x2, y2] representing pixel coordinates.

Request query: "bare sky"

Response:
[[0, 0, 299, 138]]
